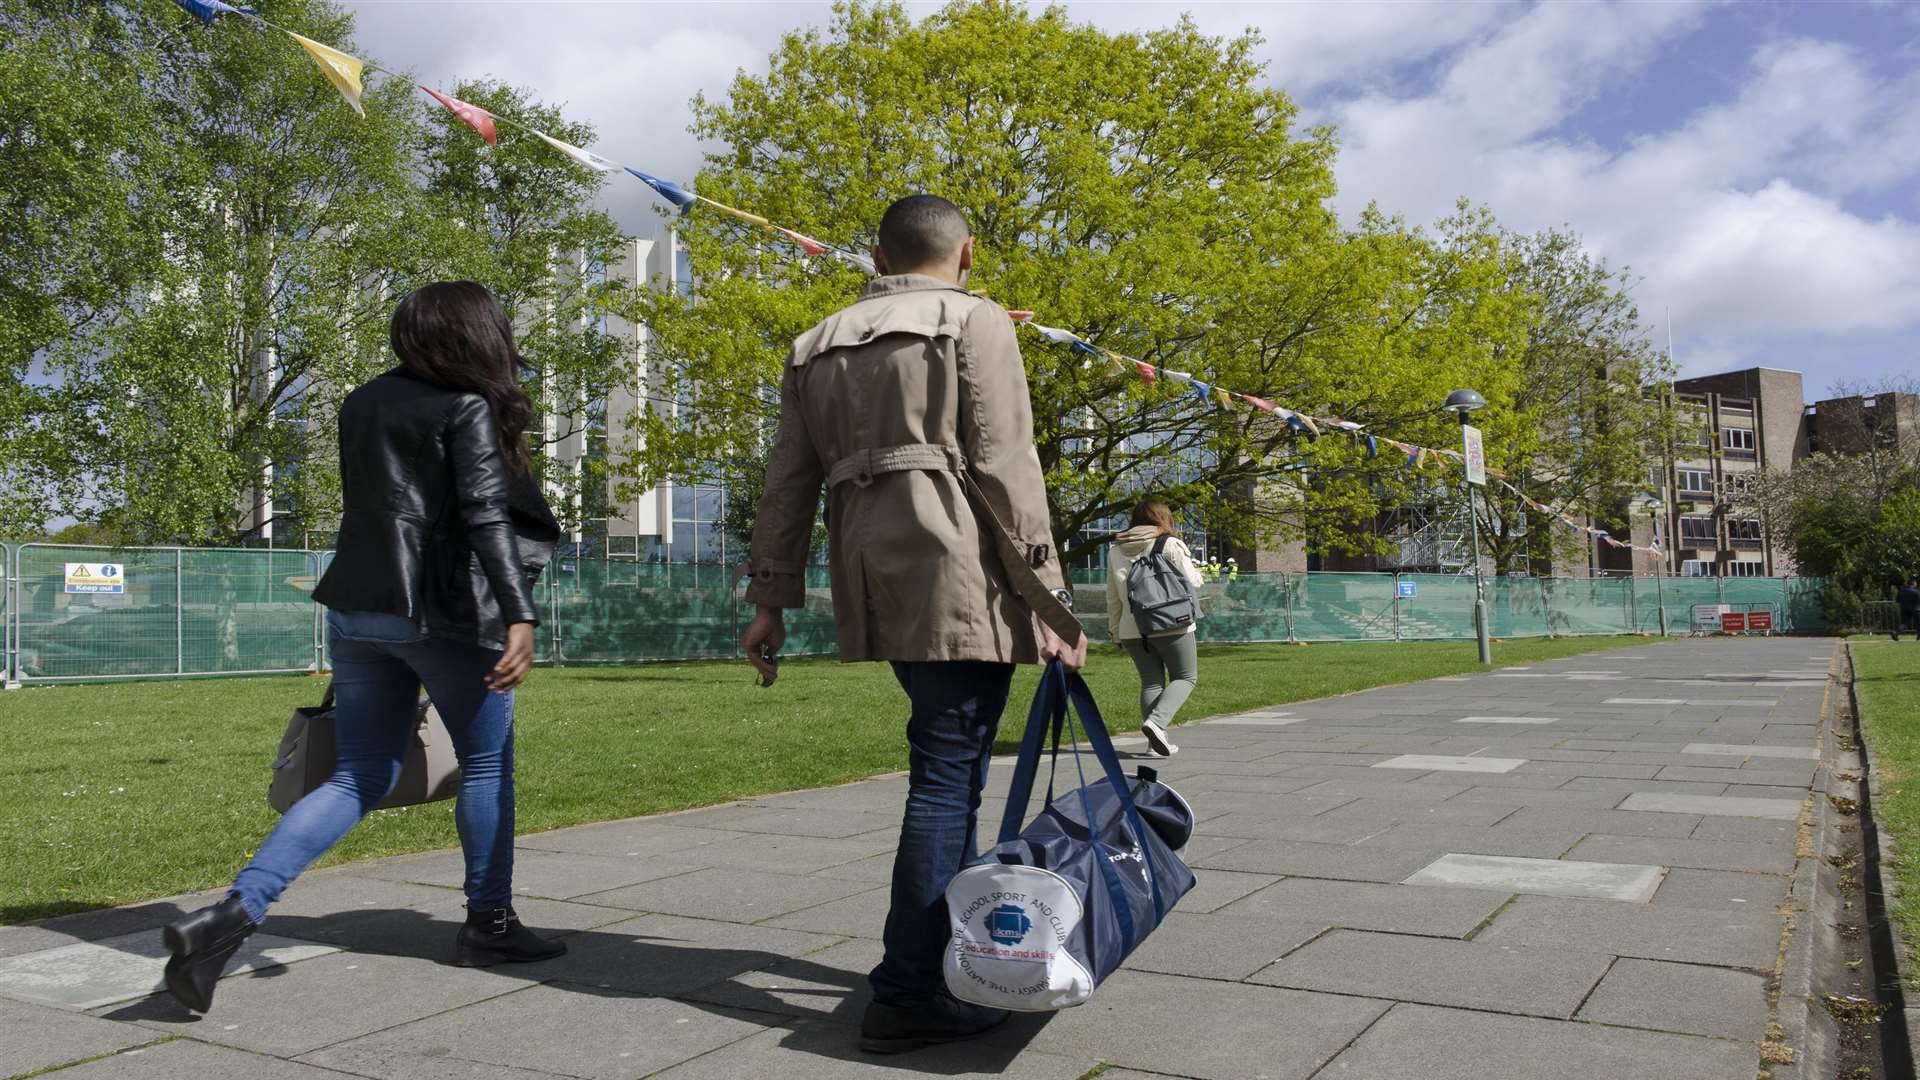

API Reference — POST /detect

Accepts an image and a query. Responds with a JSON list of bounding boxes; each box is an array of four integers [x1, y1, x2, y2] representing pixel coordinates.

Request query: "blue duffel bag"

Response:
[[944, 662, 1197, 1011]]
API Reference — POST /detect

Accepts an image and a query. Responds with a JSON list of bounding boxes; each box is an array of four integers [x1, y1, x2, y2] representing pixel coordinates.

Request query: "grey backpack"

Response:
[[1126, 535, 1199, 635]]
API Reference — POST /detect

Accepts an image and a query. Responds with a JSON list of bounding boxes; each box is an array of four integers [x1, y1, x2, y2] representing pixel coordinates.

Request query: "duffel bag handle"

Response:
[[1057, 665, 1170, 924]]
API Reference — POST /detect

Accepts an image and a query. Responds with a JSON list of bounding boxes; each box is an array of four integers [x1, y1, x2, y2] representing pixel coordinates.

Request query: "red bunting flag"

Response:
[[1241, 394, 1278, 411], [775, 228, 828, 256], [420, 85, 497, 145], [1135, 362, 1157, 383], [1006, 310, 1035, 323]]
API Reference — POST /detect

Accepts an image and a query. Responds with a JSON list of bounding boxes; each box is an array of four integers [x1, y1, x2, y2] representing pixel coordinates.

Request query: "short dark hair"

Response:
[[877, 194, 969, 270]]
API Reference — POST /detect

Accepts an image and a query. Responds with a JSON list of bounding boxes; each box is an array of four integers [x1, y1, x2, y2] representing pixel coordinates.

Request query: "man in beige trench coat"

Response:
[[742, 194, 1087, 1054]]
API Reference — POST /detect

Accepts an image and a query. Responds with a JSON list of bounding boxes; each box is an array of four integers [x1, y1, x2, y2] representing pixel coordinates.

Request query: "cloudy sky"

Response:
[[339, 0, 1920, 397]]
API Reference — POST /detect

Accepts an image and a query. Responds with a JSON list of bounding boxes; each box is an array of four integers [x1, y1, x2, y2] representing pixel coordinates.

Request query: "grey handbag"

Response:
[[268, 684, 462, 813]]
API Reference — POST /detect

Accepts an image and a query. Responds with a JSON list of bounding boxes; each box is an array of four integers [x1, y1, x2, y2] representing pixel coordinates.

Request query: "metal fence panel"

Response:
[[0, 543, 1834, 683]]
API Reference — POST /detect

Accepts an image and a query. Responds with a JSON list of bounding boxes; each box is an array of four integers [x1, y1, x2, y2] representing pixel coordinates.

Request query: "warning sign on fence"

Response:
[[64, 563, 125, 595], [1720, 611, 1748, 634]]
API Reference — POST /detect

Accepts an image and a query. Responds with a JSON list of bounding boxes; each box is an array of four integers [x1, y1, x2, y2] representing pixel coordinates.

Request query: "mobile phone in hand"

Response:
[[756, 646, 780, 688]]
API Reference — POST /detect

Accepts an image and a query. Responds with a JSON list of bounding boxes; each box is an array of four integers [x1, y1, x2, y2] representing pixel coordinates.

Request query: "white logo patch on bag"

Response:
[[945, 863, 1094, 1011]]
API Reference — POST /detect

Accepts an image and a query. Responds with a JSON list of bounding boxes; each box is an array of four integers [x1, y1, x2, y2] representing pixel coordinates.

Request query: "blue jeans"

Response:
[[229, 612, 516, 923], [870, 661, 1014, 1006]]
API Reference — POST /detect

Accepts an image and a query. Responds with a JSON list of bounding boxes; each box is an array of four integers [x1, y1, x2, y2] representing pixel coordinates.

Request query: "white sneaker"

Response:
[[1142, 721, 1179, 757]]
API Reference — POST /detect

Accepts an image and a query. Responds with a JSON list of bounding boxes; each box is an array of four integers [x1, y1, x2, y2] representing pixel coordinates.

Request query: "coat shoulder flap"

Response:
[[792, 290, 989, 367]]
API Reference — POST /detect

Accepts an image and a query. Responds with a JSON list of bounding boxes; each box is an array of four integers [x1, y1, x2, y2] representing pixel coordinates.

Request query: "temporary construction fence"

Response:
[[2, 542, 1829, 685]]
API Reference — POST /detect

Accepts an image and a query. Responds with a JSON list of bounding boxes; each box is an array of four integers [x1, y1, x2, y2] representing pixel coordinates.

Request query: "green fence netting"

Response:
[[2, 543, 1829, 683]]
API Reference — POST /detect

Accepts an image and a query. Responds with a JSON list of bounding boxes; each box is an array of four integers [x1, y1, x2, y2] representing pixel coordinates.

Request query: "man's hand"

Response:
[[1041, 623, 1088, 670], [487, 623, 536, 691], [744, 605, 786, 685]]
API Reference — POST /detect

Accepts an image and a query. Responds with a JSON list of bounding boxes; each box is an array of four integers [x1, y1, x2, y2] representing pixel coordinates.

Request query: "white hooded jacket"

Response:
[[1105, 526, 1206, 641]]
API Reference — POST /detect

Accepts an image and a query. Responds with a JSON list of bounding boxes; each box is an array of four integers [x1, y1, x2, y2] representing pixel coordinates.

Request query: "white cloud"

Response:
[[337, 1, 1920, 383]]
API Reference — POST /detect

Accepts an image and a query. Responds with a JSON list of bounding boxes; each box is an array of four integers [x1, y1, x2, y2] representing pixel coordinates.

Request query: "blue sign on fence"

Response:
[[1396, 580, 1417, 598]]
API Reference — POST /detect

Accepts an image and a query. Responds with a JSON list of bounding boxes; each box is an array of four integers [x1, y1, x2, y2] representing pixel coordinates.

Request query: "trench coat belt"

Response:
[[822, 443, 1083, 645], [825, 443, 966, 488]]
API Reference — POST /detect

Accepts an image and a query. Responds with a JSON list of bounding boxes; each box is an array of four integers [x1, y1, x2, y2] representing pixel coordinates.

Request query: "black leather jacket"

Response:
[[313, 370, 560, 649]]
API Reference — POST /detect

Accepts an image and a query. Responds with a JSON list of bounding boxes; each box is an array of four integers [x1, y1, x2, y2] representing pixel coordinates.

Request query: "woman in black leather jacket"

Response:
[[162, 282, 566, 1013]]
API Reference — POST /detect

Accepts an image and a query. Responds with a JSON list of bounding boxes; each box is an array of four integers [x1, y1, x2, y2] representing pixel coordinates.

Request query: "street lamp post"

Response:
[[1640, 497, 1667, 636], [1445, 389, 1491, 664]]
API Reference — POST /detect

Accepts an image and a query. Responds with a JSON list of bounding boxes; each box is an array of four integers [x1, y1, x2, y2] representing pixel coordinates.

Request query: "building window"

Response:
[[1725, 560, 1765, 577], [1680, 559, 1715, 577], [668, 480, 728, 564], [1722, 427, 1756, 455], [1679, 516, 1716, 546], [1676, 469, 1713, 495], [1728, 518, 1763, 550]]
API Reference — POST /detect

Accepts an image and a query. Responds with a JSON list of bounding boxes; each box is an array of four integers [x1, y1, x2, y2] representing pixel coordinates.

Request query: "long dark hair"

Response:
[[389, 281, 534, 473], [1130, 499, 1176, 536]]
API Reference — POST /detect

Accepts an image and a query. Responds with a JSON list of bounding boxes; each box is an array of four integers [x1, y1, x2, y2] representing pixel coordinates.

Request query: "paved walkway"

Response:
[[1, 638, 1838, 1079]]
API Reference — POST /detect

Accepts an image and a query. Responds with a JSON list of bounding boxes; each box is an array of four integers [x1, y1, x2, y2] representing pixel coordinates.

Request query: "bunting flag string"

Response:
[[166, 2, 1667, 562]]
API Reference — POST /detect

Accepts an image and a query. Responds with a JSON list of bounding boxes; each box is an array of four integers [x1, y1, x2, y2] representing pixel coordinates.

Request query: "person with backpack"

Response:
[[1106, 500, 1205, 757]]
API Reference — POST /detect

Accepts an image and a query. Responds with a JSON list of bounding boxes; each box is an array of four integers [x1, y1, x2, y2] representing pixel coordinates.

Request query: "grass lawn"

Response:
[[1, 634, 1657, 924], [1851, 636, 1920, 976]]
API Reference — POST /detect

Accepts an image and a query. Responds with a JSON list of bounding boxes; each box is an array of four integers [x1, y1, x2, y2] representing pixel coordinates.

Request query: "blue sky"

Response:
[[342, 0, 1920, 397]]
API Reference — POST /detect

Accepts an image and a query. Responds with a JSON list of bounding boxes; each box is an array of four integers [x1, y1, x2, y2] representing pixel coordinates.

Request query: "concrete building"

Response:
[[1603, 367, 1805, 579]]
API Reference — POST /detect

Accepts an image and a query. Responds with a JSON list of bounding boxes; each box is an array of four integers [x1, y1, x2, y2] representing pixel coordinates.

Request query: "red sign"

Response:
[[1747, 610, 1773, 632], [1721, 612, 1748, 634]]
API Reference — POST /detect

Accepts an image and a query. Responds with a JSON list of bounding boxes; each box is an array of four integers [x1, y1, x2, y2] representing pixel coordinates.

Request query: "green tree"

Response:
[[1472, 227, 1677, 574], [0, 1, 179, 534], [418, 80, 640, 537], [616, 0, 1530, 563]]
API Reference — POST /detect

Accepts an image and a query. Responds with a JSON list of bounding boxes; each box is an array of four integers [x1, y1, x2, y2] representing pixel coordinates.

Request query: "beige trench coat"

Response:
[[744, 274, 1078, 663]]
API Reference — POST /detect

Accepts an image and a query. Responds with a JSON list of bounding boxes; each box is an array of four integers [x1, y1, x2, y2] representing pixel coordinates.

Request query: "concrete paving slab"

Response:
[[999, 969, 1388, 1080], [1657, 765, 1814, 786], [679, 936, 881, 1024], [0, 995, 159, 1078], [1175, 868, 1284, 912], [1251, 929, 1614, 1018], [1200, 812, 1396, 845], [1193, 839, 1448, 883], [1219, 877, 1511, 937], [759, 884, 897, 938], [690, 806, 902, 839], [1606, 697, 1687, 705], [357, 846, 707, 899], [1569, 834, 1797, 874], [503, 913, 846, 998], [0, 898, 222, 962], [1724, 783, 1811, 800], [96, 950, 532, 1057], [1651, 867, 1789, 911], [1577, 958, 1770, 1040], [1495, 806, 1702, 839], [1169, 772, 1326, 796], [1320, 1002, 1756, 1079], [54, 1038, 359, 1079], [1120, 912, 1328, 980], [1357, 820, 1587, 858], [1618, 792, 1802, 820], [1314, 799, 1518, 827], [1456, 716, 1560, 724], [1691, 816, 1798, 844], [513, 820, 745, 859], [304, 983, 773, 1080], [573, 867, 878, 922], [1205, 716, 1305, 726], [1474, 894, 1780, 968], [1403, 853, 1665, 902], [645, 1018, 1099, 1079], [1372, 754, 1527, 774], [0, 929, 337, 1009]]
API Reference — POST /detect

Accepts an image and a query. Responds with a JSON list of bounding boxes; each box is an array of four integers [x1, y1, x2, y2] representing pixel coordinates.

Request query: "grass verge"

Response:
[[1, 634, 1655, 923], [1852, 635, 1920, 978]]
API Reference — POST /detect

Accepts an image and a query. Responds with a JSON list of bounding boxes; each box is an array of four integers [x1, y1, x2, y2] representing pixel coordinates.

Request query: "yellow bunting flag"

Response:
[[288, 32, 366, 117], [700, 198, 771, 228], [533, 131, 620, 173]]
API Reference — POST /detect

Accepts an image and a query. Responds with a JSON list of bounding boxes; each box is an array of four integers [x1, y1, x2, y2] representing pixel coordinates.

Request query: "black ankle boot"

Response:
[[161, 896, 257, 1013], [453, 906, 567, 967], [860, 995, 1012, 1054]]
